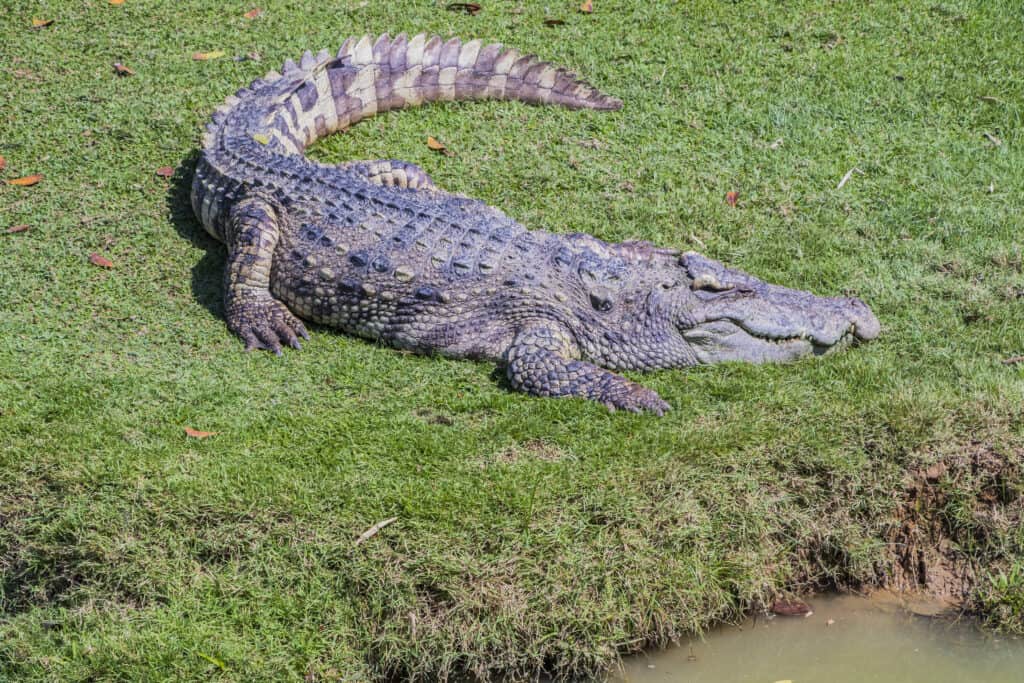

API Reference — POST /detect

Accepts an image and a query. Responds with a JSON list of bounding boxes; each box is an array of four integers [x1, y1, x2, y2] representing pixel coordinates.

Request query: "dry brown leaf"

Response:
[[580, 0, 594, 13], [1003, 355, 1024, 366], [31, 18, 54, 28], [6, 224, 30, 234], [192, 51, 226, 61], [446, 2, 481, 14], [725, 190, 739, 206], [113, 62, 135, 76], [243, 7, 263, 19], [155, 166, 174, 178], [771, 599, 813, 617], [426, 136, 454, 156], [89, 252, 114, 268], [184, 426, 217, 438], [544, 18, 566, 26], [7, 174, 43, 186], [0, 156, 6, 171]]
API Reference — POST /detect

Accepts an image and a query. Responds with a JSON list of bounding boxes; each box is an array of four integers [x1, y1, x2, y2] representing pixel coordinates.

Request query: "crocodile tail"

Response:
[[205, 34, 622, 155], [363, 33, 623, 112]]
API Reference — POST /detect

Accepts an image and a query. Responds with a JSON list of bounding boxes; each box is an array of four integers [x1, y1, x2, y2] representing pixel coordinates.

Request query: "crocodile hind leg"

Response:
[[223, 197, 309, 355], [505, 326, 671, 415], [339, 159, 439, 191]]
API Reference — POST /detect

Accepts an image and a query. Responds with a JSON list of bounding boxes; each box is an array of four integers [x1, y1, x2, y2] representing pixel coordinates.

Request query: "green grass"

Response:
[[2, 0, 1023, 679]]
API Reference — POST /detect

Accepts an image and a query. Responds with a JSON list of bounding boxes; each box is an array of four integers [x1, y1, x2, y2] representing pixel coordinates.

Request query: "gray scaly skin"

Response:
[[192, 34, 881, 415]]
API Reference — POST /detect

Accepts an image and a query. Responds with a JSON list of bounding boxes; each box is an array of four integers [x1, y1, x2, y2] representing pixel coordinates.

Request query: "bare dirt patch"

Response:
[[879, 442, 1023, 608]]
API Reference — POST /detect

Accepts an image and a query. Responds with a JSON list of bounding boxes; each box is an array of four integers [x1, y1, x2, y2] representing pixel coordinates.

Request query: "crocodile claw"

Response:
[[602, 384, 671, 416], [227, 292, 308, 355]]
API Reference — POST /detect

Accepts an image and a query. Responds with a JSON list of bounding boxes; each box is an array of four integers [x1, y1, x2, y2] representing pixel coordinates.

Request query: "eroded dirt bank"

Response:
[[877, 443, 1023, 615]]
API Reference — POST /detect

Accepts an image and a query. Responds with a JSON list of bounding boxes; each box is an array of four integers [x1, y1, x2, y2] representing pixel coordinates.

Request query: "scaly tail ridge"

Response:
[[203, 33, 621, 155]]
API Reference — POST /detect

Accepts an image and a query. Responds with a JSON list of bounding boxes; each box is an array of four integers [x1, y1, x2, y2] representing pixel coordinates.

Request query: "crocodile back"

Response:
[[191, 34, 622, 241]]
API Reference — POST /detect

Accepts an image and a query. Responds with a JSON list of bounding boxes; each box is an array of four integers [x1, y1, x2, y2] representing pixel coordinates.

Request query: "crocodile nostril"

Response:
[[590, 288, 614, 312]]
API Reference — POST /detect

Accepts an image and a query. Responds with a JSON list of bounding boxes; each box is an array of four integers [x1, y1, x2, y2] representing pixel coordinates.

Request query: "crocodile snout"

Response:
[[849, 298, 881, 341]]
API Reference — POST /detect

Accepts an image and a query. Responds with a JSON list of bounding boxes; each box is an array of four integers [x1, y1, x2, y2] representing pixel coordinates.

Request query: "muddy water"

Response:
[[614, 595, 1024, 683]]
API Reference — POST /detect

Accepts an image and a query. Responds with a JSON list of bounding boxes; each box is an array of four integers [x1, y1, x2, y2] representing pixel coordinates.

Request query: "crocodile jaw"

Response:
[[676, 252, 880, 365], [681, 319, 856, 364]]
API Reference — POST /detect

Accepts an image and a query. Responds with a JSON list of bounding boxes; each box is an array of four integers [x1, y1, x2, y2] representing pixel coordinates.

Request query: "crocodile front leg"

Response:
[[223, 197, 308, 355], [505, 326, 671, 415]]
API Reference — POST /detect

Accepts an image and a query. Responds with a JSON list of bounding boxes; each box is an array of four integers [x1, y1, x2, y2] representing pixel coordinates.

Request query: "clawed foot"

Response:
[[600, 383, 672, 416], [226, 291, 309, 355]]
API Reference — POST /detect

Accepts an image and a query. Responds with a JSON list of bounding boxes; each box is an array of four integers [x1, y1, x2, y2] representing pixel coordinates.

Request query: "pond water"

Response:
[[614, 594, 1024, 683]]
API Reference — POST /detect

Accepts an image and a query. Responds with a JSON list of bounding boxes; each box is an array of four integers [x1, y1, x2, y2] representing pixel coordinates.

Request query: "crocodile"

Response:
[[191, 33, 880, 415]]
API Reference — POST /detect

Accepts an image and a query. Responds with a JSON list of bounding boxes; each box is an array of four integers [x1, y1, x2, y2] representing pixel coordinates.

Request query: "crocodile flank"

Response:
[[192, 33, 880, 414]]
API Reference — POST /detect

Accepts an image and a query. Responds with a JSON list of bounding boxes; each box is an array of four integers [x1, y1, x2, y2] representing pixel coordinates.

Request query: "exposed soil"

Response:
[[879, 442, 1023, 609]]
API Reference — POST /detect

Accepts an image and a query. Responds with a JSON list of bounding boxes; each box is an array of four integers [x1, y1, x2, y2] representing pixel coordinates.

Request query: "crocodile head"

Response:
[[670, 252, 880, 364]]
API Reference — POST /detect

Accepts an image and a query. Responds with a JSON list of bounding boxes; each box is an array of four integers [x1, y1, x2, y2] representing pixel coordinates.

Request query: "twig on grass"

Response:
[[355, 516, 398, 545], [836, 167, 864, 190]]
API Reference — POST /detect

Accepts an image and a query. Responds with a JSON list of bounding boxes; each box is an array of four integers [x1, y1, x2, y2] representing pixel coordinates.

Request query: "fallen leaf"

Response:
[[978, 95, 1001, 104], [184, 426, 217, 438], [113, 62, 135, 76], [195, 651, 226, 669], [544, 18, 566, 26], [983, 131, 1002, 146], [89, 252, 114, 268], [155, 166, 174, 178], [771, 599, 813, 617], [725, 190, 739, 206], [5, 224, 30, 234], [0, 156, 6, 171], [193, 51, 226, 61], [426, 136, 454, 156], [243, 7, 263, 19], [252, 133, 270, 145], [580, 0, 593, 13], [446, 2, 482, 14], [1003, 355, 1024, 366], [109, 0, 125, 5], [7, 174, 43, 186], [31, 18, 54, 28]]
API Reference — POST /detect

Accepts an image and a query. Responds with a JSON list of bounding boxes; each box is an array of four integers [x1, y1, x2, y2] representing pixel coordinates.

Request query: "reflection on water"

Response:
[[614, 594, 1024, 683]]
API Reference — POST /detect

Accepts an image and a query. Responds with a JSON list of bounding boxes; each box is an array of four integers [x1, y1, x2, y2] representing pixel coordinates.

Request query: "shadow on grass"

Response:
[[164, 150, 226, 324]]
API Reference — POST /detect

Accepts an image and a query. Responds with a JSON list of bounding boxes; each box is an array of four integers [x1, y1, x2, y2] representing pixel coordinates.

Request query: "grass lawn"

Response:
[[2, 0, 1023, 680]]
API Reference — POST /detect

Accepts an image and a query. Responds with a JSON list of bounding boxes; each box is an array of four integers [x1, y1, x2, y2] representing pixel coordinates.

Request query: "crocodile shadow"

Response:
[[165, 151, 226, 323]]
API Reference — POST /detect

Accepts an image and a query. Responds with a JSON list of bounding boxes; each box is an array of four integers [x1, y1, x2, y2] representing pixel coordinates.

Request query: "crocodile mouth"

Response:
[[680, 320, 857, 364]]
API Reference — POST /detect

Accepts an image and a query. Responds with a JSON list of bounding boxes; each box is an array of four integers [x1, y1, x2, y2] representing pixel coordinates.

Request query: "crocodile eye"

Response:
[[590, 288, 614, 312]]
